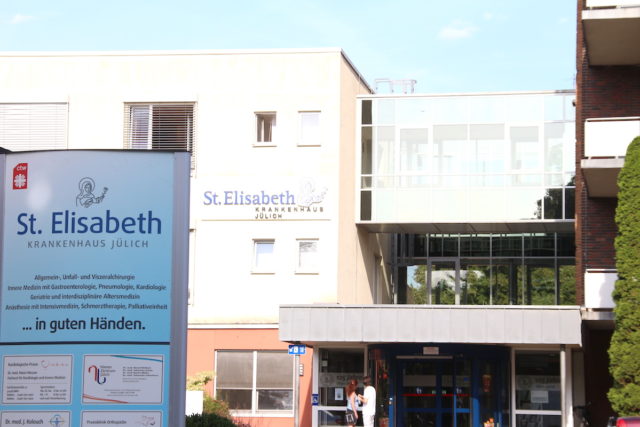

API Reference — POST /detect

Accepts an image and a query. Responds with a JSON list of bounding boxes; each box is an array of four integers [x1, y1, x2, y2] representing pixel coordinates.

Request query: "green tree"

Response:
[[608, 136, 640, 415]]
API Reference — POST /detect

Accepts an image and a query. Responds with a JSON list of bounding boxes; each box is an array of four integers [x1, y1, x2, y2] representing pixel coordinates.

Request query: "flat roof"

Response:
[[0, 47, 374, 94]]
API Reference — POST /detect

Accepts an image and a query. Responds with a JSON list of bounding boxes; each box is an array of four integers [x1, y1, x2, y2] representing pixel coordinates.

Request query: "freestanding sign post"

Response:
[[0, 150, 190, 427]]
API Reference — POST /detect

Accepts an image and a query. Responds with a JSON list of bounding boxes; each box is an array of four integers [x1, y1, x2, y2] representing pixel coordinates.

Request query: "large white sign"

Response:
[[0, 150, 190, 427]]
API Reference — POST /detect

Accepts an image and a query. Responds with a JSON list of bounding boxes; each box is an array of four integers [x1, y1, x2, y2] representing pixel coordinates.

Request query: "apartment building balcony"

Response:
[[582, 1, 640, 65], [582, 116, 640, 197]]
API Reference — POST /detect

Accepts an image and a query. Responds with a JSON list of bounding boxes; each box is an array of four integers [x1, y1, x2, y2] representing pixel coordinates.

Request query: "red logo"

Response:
[[12, 163, 28, 190]]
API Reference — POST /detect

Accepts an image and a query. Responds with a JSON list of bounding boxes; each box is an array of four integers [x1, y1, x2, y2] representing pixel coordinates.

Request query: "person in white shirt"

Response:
[[357, 376, 376, 427]]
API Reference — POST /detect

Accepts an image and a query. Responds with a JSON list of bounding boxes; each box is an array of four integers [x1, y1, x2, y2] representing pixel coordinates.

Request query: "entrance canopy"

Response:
[[279, 304, 582, 346]]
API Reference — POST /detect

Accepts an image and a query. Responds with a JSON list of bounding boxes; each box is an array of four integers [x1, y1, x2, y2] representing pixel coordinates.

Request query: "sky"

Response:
[[0, 0, 577, 94]]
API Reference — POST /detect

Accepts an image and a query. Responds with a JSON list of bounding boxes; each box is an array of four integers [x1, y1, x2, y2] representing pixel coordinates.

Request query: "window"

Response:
[[298, 111, 320, 146], [256, 112, 276, 144], [253, 240, 275, 273], [514, 351, 562, 426], [297, 239, 318, 273], [215, 351, 293, 414], [0, 103, 68, 151], [124, 103, 195, 153], [318, 348, 364, 406]]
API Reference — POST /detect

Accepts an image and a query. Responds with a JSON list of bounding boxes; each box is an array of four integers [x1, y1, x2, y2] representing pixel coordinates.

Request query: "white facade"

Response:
[[0, 49, 375, 427], [0, 49, 374, 327]]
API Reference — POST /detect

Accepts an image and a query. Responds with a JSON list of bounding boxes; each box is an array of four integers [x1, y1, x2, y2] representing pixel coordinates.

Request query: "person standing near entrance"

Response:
[[358, 376, 376, 427], [345, 378, 359, 426]]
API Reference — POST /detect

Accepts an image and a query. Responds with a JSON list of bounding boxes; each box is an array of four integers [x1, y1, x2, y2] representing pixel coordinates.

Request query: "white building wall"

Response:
[[0, 49, 371, 325]]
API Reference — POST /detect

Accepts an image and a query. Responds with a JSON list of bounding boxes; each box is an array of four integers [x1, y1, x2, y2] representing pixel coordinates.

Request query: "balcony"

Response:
[[582, 1, 640, 65], [582, 117, 640, 197], [584, 269, 616, 309]]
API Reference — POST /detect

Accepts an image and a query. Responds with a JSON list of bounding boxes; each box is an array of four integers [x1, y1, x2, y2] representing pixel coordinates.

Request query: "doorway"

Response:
[[396, 355, 505, 427], [397, 357, 471, 427]]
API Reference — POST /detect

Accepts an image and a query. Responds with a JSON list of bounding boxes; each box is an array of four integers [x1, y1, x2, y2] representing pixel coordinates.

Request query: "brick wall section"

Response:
[[575, 0, 640, 304]]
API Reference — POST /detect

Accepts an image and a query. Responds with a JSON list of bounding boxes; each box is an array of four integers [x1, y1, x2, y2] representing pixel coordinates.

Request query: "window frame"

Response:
[[0, 103, 68, 151], [511, 349, 563, 426], [298, 111, 321, 147], [124, 102, 196, 167], [214, 350, 295, 416], [255, 112, 277, 146], [296, 238, 319, 274], [252, 239, 276, 274]]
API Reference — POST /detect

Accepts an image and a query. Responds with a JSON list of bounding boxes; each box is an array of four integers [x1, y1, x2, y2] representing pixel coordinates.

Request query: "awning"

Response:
[[279, 304, 582, 346]]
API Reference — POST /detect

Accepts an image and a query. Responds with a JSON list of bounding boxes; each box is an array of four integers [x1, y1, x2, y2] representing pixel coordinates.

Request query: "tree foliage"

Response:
[[609, 136, 640, 416]]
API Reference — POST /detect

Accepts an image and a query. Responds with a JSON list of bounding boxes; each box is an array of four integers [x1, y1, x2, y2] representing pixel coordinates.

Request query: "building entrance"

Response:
[[396, 355, 504, 427], [397, 357, 470, 427]]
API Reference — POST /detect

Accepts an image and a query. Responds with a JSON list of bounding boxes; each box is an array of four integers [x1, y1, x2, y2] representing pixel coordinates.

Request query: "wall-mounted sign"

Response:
[[194, 177, 330, 221], [0, 150, 190, 427], [288, 344, 306, 355], [423, 346, 439, 355]]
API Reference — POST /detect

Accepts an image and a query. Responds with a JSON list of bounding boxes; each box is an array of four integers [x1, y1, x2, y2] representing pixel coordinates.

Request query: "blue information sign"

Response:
[[288, 344, 306, 355], [0, 151, 190, 427]]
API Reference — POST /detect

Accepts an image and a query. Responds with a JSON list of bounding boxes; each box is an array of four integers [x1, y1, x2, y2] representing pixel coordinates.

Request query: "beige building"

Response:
[[0, 48, 378, 427]]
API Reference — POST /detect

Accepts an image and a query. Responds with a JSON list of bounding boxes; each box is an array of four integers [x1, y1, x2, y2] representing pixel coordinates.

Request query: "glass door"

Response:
[[398, 357, 470, 427]]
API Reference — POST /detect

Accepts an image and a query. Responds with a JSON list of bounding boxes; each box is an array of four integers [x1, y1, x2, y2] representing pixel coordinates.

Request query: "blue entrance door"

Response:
[[397, 358, 472, 427]]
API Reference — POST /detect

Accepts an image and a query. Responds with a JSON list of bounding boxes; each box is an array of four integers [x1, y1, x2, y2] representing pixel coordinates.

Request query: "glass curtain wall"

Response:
[[398, 233, 575, 306], [359, 93, 576, 223]]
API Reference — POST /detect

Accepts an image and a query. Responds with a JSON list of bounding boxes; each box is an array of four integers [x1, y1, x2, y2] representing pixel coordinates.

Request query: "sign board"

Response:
[[311, 393, 319, 406], [423, 346, 439, 355], [193, 177, 330, 221], [0, 150, 190, 427], [288, 344, 306, 355]]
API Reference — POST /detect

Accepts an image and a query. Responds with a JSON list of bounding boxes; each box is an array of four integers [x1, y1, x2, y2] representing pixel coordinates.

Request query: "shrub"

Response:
[[203, 393, 231, 418], [185, 413, 237, 427], [608, 136, 640, 416]]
